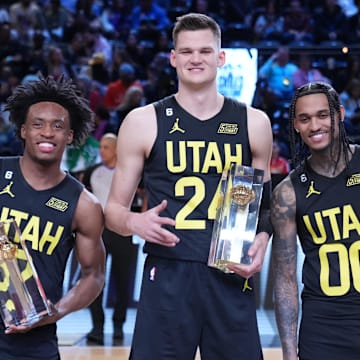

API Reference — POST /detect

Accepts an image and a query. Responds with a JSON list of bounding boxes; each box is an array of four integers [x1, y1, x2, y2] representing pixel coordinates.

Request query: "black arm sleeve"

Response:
[[256, 180, 273, 236]]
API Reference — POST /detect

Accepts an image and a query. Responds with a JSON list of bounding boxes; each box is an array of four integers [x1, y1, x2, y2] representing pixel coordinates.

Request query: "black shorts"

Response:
[[130, 256, 263, 360], [299, 299, 360, 360]]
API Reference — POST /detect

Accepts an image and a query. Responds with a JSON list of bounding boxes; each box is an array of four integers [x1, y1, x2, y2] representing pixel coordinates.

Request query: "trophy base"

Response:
[[1, 306, 50, 329], [208, 240, 253, 273]]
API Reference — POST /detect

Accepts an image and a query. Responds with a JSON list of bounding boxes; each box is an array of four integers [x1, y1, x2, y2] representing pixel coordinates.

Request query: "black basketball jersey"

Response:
[[291, 147, 360, 304], [0, 156, 83, 359], [143, 95, 252, 262]]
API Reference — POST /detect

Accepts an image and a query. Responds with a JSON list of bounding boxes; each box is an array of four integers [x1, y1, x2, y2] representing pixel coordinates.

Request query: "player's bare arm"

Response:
[[105, 105, 179, 247], [55, 189, 105, 319], [271, 177, 299, 360]]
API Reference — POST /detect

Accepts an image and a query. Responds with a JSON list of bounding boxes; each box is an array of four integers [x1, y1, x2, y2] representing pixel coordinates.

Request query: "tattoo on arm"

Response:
[[271, 178, 299, 358]]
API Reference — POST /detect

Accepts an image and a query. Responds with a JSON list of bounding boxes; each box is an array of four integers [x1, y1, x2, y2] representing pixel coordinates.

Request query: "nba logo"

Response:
[[149, 266, 156, 281]]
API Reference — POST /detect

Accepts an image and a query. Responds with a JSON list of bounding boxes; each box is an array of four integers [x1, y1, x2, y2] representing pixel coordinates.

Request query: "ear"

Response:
[[20, 124, 26, 140], [169, 49, 176, 69], [67, 130, 74, 145], [340, 104, 345, 122], [218, 49, 226, 68]]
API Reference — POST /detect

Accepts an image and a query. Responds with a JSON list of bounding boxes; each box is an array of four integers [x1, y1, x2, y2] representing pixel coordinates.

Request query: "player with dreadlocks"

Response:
[[271, 81, 360, 360], [0, 75, 105, 360]]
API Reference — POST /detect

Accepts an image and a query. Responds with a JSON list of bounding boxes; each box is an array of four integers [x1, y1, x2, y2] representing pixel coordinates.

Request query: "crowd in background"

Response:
[[1, 0, 360, 174]]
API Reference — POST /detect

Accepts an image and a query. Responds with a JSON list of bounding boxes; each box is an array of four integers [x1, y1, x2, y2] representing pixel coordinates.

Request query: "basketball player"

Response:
[[0, 75, 105, 359], [271, 82, 360, 359], [105, 13, 273, 359]]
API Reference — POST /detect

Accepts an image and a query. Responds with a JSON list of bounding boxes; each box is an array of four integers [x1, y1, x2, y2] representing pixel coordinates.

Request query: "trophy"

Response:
[[208, 164, 264, 272], [0, 219, 51, 328]]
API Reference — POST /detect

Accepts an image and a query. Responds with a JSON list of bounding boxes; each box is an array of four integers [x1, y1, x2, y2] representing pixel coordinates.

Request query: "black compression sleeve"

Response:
[[256, 180, 273, 236]]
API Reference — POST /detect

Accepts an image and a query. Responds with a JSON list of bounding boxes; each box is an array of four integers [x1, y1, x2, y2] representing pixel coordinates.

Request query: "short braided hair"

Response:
[[5, 75, 94, 147], [288, 81, 351, 174]]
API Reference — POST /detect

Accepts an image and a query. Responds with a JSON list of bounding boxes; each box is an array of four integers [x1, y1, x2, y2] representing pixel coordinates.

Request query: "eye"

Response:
[[297, 116, 309, 123], [32, 121, 44, 129], [53, 122, 65, 129], [318, 112, 330, 119]]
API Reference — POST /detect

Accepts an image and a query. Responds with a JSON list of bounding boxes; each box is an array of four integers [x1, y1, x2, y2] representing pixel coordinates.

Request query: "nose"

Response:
[[309, 117, 321, 131], [190, 51, 201, 63], [41, 123, 55, 137]]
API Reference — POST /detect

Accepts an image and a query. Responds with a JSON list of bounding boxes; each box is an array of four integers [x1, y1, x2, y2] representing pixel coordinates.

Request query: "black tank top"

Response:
[[290, 146, 360, 303], [0, 156, 83, 359], [143, 95, 252, 262]]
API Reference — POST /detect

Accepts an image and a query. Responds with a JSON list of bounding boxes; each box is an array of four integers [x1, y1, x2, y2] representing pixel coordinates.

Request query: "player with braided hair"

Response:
[[271, 81, 360, 360]]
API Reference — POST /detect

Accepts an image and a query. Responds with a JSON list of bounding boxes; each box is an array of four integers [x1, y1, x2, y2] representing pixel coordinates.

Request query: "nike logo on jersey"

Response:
[[217, 123, 238, 135], [346, 174, 360, 187], [0, 181, 15, 198], [306, 180, 321, 198], [169, 118, 185, 134]]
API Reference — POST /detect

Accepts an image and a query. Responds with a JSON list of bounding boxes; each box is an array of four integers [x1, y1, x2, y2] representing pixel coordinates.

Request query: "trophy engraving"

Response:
[[0, 219, 51, 328], [208, 164, 264, 272], [230, 185, 256, 206]]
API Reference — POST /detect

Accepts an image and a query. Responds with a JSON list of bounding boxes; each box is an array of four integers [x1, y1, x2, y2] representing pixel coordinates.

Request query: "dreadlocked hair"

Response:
[[288, 81, 351, 175], [4, 74, 94, 147]]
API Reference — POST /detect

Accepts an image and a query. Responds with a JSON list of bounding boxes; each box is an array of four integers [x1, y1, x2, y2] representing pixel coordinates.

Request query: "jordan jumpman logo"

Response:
[[306, 181, 321, 198], [169, 118, 185, 134], [0, 181, 15, 198]]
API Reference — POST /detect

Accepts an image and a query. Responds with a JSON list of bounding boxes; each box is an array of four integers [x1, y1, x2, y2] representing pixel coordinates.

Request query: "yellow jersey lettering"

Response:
[[39, 222, 63, 254], [201, 142, 222, 173], [224, 143, 242, 170], [22, 216, 41, 251], [187, 141, 205, 173], [305, 205, 360, 244], [303, 212, 327, 244], [319, 243, 350, 296], [166, 141, 187, 173], [343, 204, 360, 239], [322, 207, 341, 241]]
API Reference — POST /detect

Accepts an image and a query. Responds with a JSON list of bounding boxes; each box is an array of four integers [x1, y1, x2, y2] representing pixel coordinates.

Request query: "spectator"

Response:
[[45, 45, 72, 80], [313, 0, 350, 44], [129, 0, 171, 43], [87, 52, 110, 87], [97, 0, 131, 41], [332, 54, 360, 94], [293, 53, 330, 89], [104, 62, 142, 111], [116, 85, 145, 129], [93, 104, 115, 141], [84, 21, 112, 66], [258, 46, 298, 113], [282, 0, 314, 45], [9, 0, 45, 42], [339, 78, 360, 143], [270, 138, 290, 187], [252, 0, 284, 43], [108, 47, 135, 82], [43, 0, 72, 41], [83, 133, 137, 345]]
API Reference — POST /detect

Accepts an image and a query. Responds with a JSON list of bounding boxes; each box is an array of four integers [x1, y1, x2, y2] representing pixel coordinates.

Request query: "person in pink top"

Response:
[[293, 53, 330, 89]]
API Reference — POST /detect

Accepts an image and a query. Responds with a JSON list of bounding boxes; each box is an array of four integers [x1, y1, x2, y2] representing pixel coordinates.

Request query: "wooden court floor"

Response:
[[60, 346, 282, 359]]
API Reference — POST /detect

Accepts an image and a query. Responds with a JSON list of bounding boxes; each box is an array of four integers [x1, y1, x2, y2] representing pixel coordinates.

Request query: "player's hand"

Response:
[[227, 232, 269, 278], [5, 301, 59, 334], [131, 200, 180, 247]]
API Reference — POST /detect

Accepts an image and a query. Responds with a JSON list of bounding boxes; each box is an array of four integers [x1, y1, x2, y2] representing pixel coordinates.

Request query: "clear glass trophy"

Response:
[[208, 164, 264, 272], [0, 219, 51, 328]]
